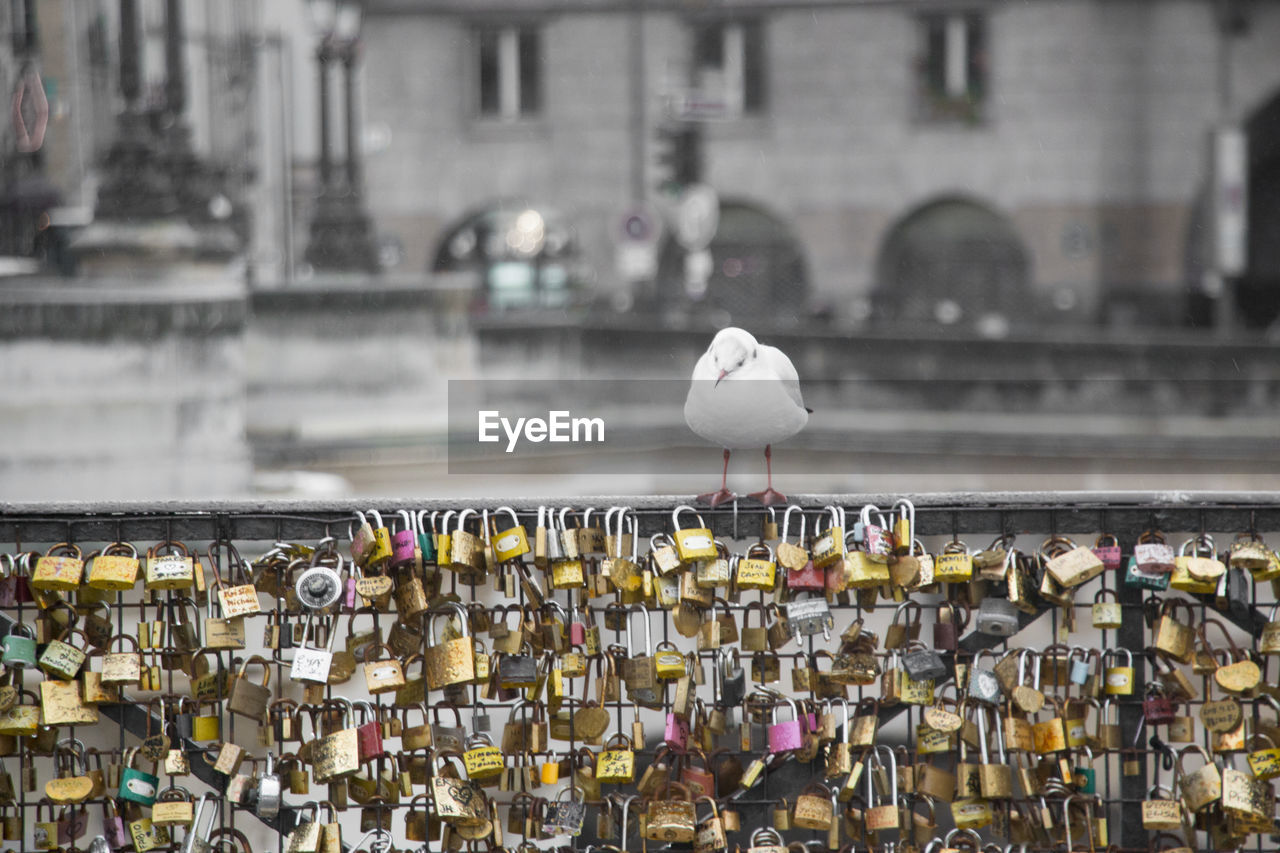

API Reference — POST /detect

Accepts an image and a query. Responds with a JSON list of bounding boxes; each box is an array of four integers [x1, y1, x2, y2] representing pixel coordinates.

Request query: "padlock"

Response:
[[701, 648, 738, 711], [775, 506, 809, 572], [0, 623, 35, 669], [850, 504, 891, 561], [1171, 534, 1223, 593], [1247, 732, 1280, 780], [144, 540, 195, 591], [118, 748, 159, 807], [360, 642, 405, 694], [1091, 588, 1123, 629], [976, 595, 1020, 637], [623, 605, 660, 707], [447, 508, 485, 576], [209, 542, 261, 619], [151, 785, 195, 826], [785, 594, 833, 640], [86, 540, 140, 591], [884, 600, 922, 649], [227, 655, 272, 721], [1090, 533, 1122, 571], [1142, 681, 1178, 725], [977, 705, 1013, 798], [425, 601, 475, 689], [792, 781, 834, 830], [292, 612, 338, 684], [811, 505, 846, 568], [1043, 535, 1105, 588], [1141, 784, 1184, 831], [1176, 744, 1222, 812], [767, 696, 805, 753], [901, 640, 947, 682], [462, 732, 505, 782], [1031, 699, 1067, 755], [671, 505, 717, 563], [32, 542, 84, 592], [595, 733, 636, 783], [1154, 599, 1195, 663], [967, 651, 1003, 706], [933, 539, 974, 583], [736, 542, 777, 592], [1103, 648, 1134, 695], [100, 634, 142, 685]]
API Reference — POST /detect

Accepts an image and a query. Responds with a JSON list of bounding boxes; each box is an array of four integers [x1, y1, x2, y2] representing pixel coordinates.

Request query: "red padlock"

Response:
[[788, 559, 826, 592], [354, 700, 385, 762], [1142, 683, 1177, 725]]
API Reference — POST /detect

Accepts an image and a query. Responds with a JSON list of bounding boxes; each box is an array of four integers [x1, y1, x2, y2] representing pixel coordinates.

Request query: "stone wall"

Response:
[[0, 274, 250, 500]]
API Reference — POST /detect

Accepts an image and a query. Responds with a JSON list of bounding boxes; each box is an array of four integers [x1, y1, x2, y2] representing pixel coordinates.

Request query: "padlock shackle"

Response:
[[625, 604, 651, 655], [781, 505, 805, 542], [671, 504, 707, 532]]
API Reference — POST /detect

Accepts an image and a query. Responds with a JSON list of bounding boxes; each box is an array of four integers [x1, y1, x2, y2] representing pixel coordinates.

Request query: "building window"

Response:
[[477, 26, 541, 120], [917, 12, 986, 123], [691, 20, 765, 116]]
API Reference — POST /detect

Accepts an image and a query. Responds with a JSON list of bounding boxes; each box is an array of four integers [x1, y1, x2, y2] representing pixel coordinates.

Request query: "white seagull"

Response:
[[684, 327, 809, 506]]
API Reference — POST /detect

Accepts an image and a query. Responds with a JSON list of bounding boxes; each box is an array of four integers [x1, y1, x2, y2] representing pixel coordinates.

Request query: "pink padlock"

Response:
[[390, 510, 418, 568], [664, 712, 690, 753], [767, 697, 803, 752], [1092, 534, 1122, 572], [569, 617, 586, 646]]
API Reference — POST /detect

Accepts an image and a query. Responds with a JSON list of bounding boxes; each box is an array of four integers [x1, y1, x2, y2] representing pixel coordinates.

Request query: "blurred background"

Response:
[[0, 0, 1279, 500]]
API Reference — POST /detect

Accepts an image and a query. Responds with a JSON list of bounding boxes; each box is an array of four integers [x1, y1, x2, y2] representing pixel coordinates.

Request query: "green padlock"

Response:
[[1073, 745, 1097, 794], [0, 624, 36, 669], [416, 510, 436, 564], [118, 748, 159, 806]]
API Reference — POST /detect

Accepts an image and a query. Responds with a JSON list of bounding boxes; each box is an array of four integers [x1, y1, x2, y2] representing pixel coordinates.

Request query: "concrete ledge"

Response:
[[0, 276, 247, 339]]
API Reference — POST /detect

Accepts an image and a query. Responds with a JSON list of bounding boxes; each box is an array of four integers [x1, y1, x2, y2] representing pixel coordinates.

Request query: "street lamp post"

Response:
[[95, 0, 179, 219], [304, 0, 379, 274]]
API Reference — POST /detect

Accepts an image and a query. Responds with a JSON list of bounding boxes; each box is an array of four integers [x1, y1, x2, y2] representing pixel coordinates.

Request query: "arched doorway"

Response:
[[874, 196, 1032, 328], [1240, 90, 1280, 328], [431, 200, 590, 311], [654, 199, 808, 320]]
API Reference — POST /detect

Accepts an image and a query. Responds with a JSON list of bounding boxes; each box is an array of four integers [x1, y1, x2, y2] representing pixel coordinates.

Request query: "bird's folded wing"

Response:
[[760, 344, 805, 411]]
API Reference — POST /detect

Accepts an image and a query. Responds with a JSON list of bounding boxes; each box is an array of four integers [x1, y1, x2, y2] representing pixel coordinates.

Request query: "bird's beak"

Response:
[[715, 369, 727, 388]]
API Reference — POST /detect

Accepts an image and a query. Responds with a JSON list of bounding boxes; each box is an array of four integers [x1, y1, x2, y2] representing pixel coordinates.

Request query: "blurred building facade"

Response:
[[358, 0, 1280, 330]]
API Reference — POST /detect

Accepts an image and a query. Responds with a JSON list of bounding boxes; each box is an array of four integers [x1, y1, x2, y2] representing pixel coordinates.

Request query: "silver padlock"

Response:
[[291, 611, 338, 684], [785, 595, 833, 640], [295, 547, 344, 610], [900, 641, 947, 682], [253, 753, 282, 819], [975, 596, 1020, 637], [473, 708, 492, 732], [181, 794, 220, 853], [968, 650, 1003, 705]]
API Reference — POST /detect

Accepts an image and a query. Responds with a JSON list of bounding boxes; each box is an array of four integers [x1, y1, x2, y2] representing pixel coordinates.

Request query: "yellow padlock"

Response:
[[1103, 649, 1134, 696], [462, 734, 504, 782], [1091, 589, 1123, 629], [491, 507, 531, 563], [671, 506, 716, 564]]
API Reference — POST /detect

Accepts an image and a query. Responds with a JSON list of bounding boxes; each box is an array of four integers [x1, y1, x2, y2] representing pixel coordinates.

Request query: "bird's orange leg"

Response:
[[697, 449, 738, 507], [748, 445, 786, 505]]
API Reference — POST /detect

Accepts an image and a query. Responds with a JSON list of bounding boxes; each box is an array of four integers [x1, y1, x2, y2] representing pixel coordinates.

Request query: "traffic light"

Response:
[[655, 124, 701, 193]]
